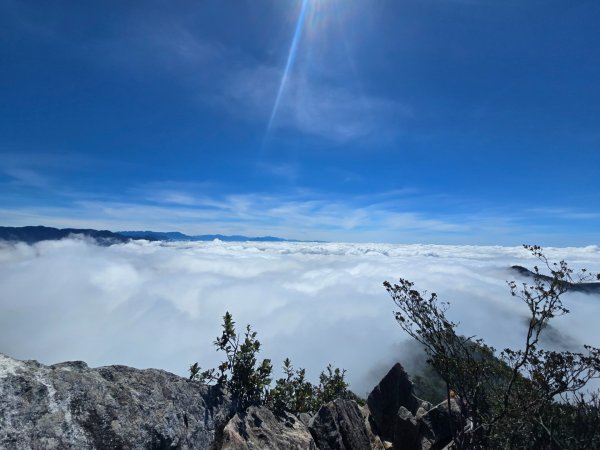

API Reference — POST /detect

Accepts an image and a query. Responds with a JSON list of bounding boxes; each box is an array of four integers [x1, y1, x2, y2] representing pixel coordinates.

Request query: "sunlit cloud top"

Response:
[[1, 239, 599, 393]]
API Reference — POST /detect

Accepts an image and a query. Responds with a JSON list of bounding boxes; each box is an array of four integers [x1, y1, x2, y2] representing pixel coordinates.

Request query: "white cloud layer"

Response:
[[1, 239, 599, 395]]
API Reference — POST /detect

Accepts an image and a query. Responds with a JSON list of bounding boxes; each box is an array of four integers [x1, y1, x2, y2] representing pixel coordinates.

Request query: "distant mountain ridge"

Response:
[[118, 230, 292, 242], [0, 226, 295, 245], [0, 226, 131, 245], [511, 265, 600, 295]]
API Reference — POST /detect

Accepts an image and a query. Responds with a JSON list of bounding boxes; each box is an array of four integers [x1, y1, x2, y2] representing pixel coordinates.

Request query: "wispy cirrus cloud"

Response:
[[528, 207, 600, 221], [222, 64, 407, 143], [2, 184, 593, 245], [256, 162, 301, 181], [83, 12, 407, 144], [2, 1, 408, 144], [1, 152, 599, 244], [2, 167, 52, 189], [0, 194, 457, 240]]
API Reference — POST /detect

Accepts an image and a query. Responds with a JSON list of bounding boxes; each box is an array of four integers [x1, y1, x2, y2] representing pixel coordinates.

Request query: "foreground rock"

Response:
[[364, 362, 468, 450], [1, 352, 467, 450], [308, 399, 373, 450], [0, 353, 232, 449], [418, 399, 463, 450], [367, 363, 419, 442], [392, 406, 420, 450], [221, 406, 316, 450], [358, 405, 387, 450]]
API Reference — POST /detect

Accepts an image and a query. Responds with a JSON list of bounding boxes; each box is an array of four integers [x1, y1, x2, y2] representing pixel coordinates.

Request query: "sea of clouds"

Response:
[[1, 238, 599, 395]]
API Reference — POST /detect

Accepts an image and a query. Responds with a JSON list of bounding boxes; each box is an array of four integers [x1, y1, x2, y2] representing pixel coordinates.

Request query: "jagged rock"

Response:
[[0, 353, 233, 449], [415, 401, 431, 420], [358, 405, 386, 450], [393, 406, 420, 450], [418, 399, 463, 450], [308, 399, 372, 450], [298, 412, 313, 428], [221, 406, 316, 449], [367, 363, 419, 442]]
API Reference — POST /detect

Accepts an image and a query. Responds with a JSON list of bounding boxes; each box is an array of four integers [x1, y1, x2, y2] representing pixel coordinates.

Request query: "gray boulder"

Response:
[[298, 412, 313, 428], [308, 399, 372, 450], [221, 406, 316, 449], [393, 406, 420, 450], [367, 363, 419, 442], [358, 405, 386, 450], [0, 353, 233, 449], [418, 399, 463, 450]]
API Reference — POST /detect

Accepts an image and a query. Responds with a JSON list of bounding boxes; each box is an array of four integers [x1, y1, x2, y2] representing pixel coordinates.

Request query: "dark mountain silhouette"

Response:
[[0, 226, 133, 245], [510, 265, 600, 295], [0, 226, 296, 245]]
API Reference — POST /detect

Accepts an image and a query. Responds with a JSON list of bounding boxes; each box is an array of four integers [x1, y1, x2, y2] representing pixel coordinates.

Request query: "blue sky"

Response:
[[1, 0, 599, 244]]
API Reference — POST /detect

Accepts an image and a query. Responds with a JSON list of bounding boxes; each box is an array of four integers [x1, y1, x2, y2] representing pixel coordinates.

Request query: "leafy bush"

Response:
[[316, 364, 352, 404], [268, 359, 360, 414], [269, 358, 317, 414], [190, 312, 357, 413]]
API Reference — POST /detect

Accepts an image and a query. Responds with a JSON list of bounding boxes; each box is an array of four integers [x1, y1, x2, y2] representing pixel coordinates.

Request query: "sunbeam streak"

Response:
[[265, 0, 310, 136]]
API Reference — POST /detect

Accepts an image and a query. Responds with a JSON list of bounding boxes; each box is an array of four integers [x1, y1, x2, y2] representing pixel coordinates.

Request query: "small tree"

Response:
[[190, 312, 273, 410], [384, 245, 600, 448]]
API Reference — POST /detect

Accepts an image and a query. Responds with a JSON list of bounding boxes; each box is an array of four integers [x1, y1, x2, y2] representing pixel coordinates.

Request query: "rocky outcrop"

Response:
[[363, 363, 467, 450], [0, 352, 466, 450], [510, 265, 600, 295], [0, 353, 233, 449], [308, 399, 372, 450], [221, 406, 316, 450], [358, 405, 387, 450], [418, 399, 463, 450], [393, 406, 420, 450], [367, 363, 419, 442]]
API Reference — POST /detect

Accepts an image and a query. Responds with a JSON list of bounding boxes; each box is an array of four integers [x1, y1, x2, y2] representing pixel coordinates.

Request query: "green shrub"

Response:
[[317, 364, 349, 404], [269, 358, 317, 414], [191, 312, 360, 413]]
